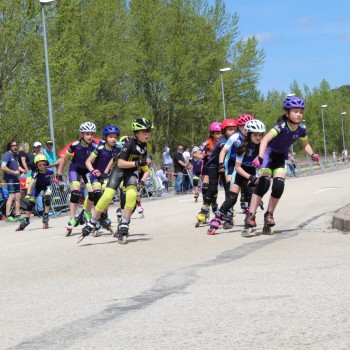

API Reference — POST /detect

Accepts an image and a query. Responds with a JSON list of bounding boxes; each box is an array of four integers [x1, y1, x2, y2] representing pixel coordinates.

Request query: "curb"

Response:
[[332, 205, 350, 232]]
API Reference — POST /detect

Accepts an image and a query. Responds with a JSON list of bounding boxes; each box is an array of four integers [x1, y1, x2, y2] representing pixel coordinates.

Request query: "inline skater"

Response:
[[219, 114, 255, 216], [85, 124, 121, 234], [246, 95, 320, 234], [56, 122, 97, 236], [16, 154, 54, 231], [207, 119, 266, 235], [190, 147, 203, 202], [79, 118, 153, 244], [196, 119, 237, 227], [199, 122, 223, 212]]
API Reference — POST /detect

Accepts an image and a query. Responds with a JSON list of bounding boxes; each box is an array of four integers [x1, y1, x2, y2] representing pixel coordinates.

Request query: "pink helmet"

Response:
[[209, 122, 222, 132], [236, 114, 255, 126]]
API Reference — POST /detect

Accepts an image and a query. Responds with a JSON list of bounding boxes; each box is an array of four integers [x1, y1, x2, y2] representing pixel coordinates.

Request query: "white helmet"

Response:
[[244, 119, 266, 133], [79, 121, 96, 133]]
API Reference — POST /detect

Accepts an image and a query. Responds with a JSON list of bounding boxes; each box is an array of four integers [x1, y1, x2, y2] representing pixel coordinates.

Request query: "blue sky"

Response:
[[211, 0, 350, 95]]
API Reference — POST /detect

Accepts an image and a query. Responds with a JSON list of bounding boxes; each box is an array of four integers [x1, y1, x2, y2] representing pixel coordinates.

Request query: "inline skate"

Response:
[[262, 212, 275, 235], [42, 213, 49, 229], [113, 221, 129, 244], [15, 219, 30, 231], [65, 218, 78, 237], [195, 205, 210, 227]]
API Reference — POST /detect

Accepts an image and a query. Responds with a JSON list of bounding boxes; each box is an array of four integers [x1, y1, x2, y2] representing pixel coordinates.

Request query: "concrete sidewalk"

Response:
[[332, 205, 350, 232]]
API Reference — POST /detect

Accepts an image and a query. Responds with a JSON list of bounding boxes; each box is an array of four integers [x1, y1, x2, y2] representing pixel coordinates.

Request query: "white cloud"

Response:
[[298, 16, 317, 26], [254, 32, 275, 44]]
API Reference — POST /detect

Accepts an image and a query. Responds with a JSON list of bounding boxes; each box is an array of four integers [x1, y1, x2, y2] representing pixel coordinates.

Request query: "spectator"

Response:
[[173, 145, 186, 194], [183, 146, 190, 163], [43, 140, 60, 172], [156, 166, 169, 193], [1, 140, 26, 222], [18, 143, 30, 174], [287, 151, 297, 177], [28, 141, 43, 171], [162, 146, 173, 167]]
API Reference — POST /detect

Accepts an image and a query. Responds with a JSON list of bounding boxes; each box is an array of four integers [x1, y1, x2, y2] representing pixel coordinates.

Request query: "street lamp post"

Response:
[[341, 112, 347, 155], [321, 105, 328, 161], [219, 67, 231, 120], [40, 0, 58, 155]]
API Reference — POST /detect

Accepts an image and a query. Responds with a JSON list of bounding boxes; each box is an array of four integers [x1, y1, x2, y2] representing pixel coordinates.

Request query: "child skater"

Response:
[[208, 119, 266, 235], [190, 146, 203, 201], [85, 124, 121, 231], [246, 95, 320, 234], [16, 155, 54, 231], [196, 119, 237, 227], [56, 122, 97, 236]]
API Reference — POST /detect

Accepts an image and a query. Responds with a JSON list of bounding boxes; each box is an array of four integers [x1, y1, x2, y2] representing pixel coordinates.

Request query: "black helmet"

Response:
[[131, 118, 154, 131]]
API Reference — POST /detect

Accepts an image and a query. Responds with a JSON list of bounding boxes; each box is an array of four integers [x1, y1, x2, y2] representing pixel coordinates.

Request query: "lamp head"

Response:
[[220, 67, 231, 72], [321, 105, 328, 108], [40, 0, 58, 5], [341, 112, 347, 115]]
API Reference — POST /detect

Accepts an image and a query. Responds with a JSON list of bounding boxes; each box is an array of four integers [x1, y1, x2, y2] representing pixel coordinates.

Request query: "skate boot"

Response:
[[16, 219, 30, 231], [263, 212, 275, 235], [223, 211, 234, 230], [136, 204, 144, 218], [195, 205, 210, 227], [65, 218, 78, 237], [207, 213, 222, 235], [242, 212, 256, 237], [100, 212, 113, 233], [84, 211, 92, 223], [114, 222, 129, 244], [93, 222, 101, 237], [76, 209, 86, 225], [116, 208, 122, 223], [42, 213, 49, 229], [194, 192, 199, 202], [78, 222, 96, 243]]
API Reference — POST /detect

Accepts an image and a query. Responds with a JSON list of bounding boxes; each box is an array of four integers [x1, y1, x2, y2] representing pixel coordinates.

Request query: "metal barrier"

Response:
[[49, 177, 71, 215], [143, 167, 164, 198]]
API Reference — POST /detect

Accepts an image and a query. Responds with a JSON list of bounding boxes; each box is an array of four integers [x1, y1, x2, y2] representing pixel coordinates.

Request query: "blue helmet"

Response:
[[283, 96, 305, 110], [102, 125, 120, 136]]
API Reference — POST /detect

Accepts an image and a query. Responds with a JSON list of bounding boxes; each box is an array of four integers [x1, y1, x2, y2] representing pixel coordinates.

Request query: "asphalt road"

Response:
[[1, 168, 350, 350]]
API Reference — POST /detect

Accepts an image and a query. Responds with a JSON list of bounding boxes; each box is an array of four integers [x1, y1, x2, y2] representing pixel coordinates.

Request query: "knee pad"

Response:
[[220, 191, 238, 213], [271, 177, 285, 199], [125, 185, 137, 210], [88, 191, 94, 202], [202, 183, 209, 191], [27, 200, 36, 212], [93, 190, 103, 206], [70, 190, 80, 204], [44, 195, 51, 207], [254, 176, 271, 197], [193, 177, 199, 187], [95, 188, 116, 213]]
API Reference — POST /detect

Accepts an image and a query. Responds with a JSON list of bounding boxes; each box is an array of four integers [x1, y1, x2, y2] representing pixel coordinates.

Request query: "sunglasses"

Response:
[[11, 144, 17, 147]]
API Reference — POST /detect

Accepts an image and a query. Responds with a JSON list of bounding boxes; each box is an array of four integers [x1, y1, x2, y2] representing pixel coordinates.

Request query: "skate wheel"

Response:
[[232, 210, 236, 217], [263, 225, 274, 235], [223, 222, 233, 230], [118, 235, 127, 244], [207, 228, 216, 235], [93, 230, 100, 237], [43, 223, 49, 229], [77, 235, 85, 243], [195, 221, 200, 228], [241, 227, 254, 237], [107, 227, 114, 234], [15, 227, 23, 232], [139, 213, 144, 219], [65, 229, 72, 237]]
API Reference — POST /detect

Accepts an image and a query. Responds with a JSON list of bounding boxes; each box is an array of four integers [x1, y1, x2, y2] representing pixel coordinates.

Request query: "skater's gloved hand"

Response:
[[138, 180, 146, 189], [249, 175, 258, 184], [311, 153, 320, 162], [135, 158, 148, 167], [99, 173, 109, 179], [218, 162, 225, 173], [91, 169, 101, 177], [25, 195, 31, 200], [252, 156, 263, 168], [56, 174, 63, 181]]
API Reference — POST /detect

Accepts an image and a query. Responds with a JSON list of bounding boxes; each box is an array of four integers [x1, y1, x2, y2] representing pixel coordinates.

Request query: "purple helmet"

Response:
[[209, 122, 222, 132], [283, 96, 305, 110]]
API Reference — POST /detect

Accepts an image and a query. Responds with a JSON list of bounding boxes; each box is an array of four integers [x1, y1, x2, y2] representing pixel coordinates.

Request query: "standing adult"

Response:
[[162, 146, 173, 167], [1, 140, 26, 222], [287, 151, 297, 177], [173, 145, 186, 194], [43, 140, 60, 172], [18, 143, 30, 174]]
